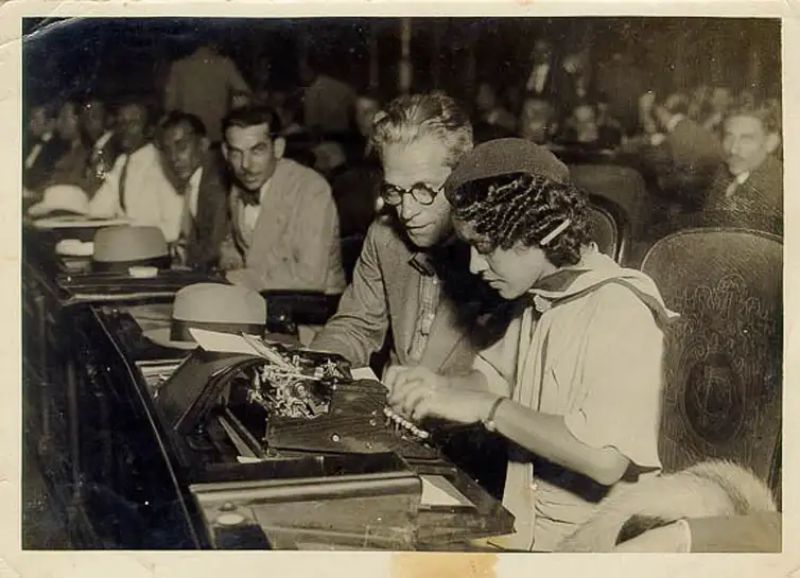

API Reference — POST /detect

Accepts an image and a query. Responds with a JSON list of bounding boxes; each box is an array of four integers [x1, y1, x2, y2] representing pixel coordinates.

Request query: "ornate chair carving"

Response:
[[640, 228, 782, 498]]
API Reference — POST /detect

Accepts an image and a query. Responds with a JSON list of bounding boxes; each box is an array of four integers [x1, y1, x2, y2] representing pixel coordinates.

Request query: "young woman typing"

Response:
[[384, 139, 677, 551]]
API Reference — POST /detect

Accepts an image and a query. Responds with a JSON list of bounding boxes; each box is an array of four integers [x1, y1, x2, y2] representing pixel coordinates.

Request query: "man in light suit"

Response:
[[311, 92, 504, 380], [219, 105, 346, 294], [88, 99, 183, 242], [310, 93, 508, 496]]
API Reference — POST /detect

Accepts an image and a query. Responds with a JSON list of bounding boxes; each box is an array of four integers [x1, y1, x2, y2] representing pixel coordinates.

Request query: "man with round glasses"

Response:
[[311, 93, 507, 492], [312, 91, 496, 368]]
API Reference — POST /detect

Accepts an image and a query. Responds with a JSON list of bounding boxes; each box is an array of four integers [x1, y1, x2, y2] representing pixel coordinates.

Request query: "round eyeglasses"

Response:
[[381, 182, 443, 207]]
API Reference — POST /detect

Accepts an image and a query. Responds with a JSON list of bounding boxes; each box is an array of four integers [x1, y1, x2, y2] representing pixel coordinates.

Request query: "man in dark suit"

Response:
[[80, 95, 121, 197], [522, 38, 559, 103], [159, 111, 231, 271], [23, 102, 67, 195], [704, 100, 782, 221]]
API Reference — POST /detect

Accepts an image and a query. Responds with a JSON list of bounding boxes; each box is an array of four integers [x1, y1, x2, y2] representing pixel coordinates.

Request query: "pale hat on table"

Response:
[[27, 184, 90, 218], [143, 283, 267, 350], [92, 226, 170, 273]]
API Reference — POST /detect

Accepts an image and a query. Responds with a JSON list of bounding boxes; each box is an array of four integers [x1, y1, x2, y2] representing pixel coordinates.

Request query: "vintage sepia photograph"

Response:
[[19, 12, 784, 557]]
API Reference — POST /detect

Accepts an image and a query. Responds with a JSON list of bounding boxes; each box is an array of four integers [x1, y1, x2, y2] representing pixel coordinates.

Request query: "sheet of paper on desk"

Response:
[[351, 367, 380, 382], [420, 475, 474, 508], [189, 328, 264, 355]]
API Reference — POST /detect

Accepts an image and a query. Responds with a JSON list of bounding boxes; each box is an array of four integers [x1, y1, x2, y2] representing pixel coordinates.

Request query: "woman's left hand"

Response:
[[410, 389, 497, 424], [386, 366, 496, 424]]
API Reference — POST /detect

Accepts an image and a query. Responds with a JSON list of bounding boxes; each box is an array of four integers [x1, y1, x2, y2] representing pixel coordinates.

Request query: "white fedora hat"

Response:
[[143, 283, 267, 350], [92, 226, 170, 273], [27, 184, 90, 218]]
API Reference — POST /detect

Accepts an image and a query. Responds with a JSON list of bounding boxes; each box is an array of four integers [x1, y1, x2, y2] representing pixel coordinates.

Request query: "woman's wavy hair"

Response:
[[446, 172, 592, 267], [370, 91, 473, 168]]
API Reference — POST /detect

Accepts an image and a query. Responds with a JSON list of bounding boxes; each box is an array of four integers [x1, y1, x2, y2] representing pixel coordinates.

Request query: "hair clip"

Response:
[[540, 219, 571, 246], [372, 111, 388, 125]]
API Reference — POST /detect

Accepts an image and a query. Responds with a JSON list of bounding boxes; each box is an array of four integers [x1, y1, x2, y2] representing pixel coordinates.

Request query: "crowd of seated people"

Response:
[[465, 36, 782, 230], [23, 35, 783, 293], [22, 31, 784, 553]]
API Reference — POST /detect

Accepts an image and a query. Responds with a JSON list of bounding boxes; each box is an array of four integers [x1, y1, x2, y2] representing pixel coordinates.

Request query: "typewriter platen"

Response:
[[155, 338, 514, 550]]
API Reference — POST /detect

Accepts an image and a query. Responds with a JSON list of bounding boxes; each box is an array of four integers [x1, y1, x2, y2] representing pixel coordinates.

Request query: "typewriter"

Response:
[[155, 337, 514, 550]]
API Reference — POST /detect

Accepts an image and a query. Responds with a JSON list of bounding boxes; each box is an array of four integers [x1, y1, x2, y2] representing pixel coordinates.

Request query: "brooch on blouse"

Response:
[[531, 294, 552, 313]]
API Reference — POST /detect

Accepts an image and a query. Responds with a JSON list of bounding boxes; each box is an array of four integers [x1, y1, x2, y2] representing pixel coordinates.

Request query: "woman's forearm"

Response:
[[492, 399, 629, 486]]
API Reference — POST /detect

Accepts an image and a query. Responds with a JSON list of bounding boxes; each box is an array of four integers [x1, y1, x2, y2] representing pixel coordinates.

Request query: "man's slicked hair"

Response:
[[160, 110, 207, 138], [221, 105, 282, 141], [370, 91, 473, 168], [725, 98, 782, 135]]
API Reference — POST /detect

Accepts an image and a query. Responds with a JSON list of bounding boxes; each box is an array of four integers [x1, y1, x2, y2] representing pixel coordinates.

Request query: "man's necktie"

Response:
[[25, 142, 43, 170], [240, 189, 260, 206], [725, 172, 749, 198], [118, 154, 131, 213], [180, 180, 195, 241]]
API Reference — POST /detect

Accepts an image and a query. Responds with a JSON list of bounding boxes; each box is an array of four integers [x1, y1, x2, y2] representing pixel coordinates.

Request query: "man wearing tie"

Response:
[[219, 105, 346, 294], [525, 38, 557, 98], [89, 99, 182, 241], [23, 103, 66, 195], [704, 99, 782, 220], [159, 111, 230, 272]]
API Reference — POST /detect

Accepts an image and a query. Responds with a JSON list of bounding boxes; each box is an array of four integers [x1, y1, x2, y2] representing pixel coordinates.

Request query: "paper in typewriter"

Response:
[[420, 475, 475, 508]]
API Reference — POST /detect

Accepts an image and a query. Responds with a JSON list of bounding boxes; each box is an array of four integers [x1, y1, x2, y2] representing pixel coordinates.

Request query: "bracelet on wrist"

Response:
[[482, 396, 506, 432]]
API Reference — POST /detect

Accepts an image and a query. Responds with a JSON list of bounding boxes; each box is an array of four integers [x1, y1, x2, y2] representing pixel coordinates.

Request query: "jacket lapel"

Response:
[[395, 260, 422, 362], [419, 295, 468, 371]]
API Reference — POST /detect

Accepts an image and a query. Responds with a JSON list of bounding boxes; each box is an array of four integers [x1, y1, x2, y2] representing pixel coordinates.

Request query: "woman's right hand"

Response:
[[384, 365, 449, 418]]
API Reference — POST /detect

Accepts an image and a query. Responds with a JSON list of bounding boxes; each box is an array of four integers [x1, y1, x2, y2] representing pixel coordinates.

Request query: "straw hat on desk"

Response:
[[92, 226, 171, 273], [27, 184, 90, 218], [142, 282, 267, 350]]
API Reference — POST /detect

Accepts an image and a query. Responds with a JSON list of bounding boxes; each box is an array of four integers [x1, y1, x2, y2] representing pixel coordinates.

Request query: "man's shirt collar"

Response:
[[239, 177, 272, 206], [407, 233, 459, 277]]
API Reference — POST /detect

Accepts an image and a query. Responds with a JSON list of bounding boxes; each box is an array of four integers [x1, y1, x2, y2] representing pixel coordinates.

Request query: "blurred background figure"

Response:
[[329, 93, 383, 252], [559, 45, 595, 117], [638, 90, 659, 137], [472, 82, 517, 143], [558, 100, 621, 149], [523, 37, 558, 102], [518, 96, 558, 144], [704, 99, 782, 218], [230, 88, 253, 111], [81, 95, 120, 197], [90, 98, 183, 242], [272, 90, 308, 137], [353, 95, 381, 146], [595, 50, 645, 136], [47, 99, 90, 191], [642, 92, 723, 210], [595, 94, 624, 148], [560, 102, 600, 146], [24, 102, 65, 195], [301, 57, 357, 137], [164, 40, 251, 143], [701, 85, 734, 136], [687, 83, 711, 122]]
